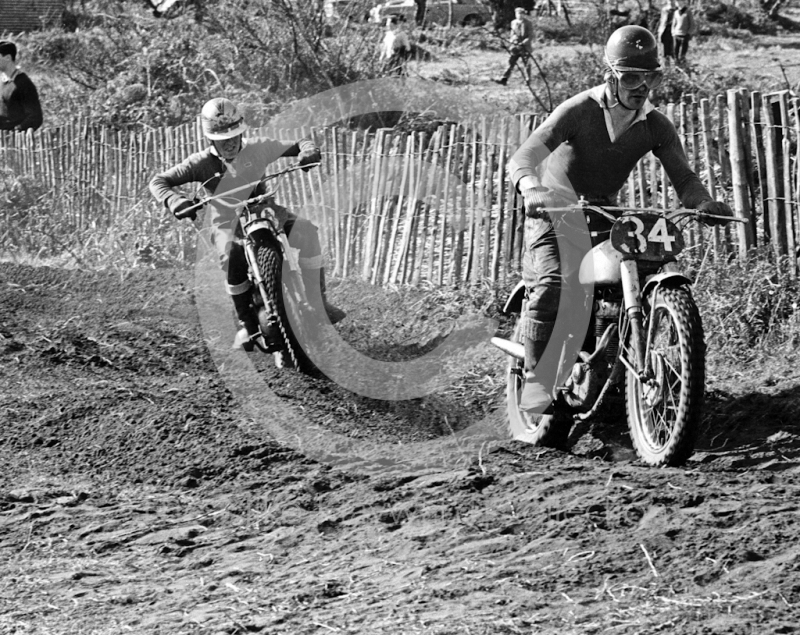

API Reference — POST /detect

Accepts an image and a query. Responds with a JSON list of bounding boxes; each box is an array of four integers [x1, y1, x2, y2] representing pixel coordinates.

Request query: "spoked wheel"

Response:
[[505, 320, 568, 447], [626, 285, 705, 466], [255, 243, 316, 373]]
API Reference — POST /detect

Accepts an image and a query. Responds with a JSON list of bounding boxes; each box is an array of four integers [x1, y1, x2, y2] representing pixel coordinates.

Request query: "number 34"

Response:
[[621, 217, 677, 253]]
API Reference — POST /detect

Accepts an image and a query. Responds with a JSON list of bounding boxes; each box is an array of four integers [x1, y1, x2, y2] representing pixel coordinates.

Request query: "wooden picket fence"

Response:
[[1, 88, 800, 283]]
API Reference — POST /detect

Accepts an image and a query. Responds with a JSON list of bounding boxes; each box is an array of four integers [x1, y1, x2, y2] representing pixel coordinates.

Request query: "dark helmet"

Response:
[[200, 97, 248, 140], [604, 25, 661, 71]]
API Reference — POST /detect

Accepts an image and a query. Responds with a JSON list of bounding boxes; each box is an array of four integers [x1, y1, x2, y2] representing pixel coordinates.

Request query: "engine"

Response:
[[560, 299, 620, 412]]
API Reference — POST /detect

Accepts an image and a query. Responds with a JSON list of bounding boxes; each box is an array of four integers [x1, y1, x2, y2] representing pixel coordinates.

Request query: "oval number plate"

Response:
[[610, 213, 685, 260]]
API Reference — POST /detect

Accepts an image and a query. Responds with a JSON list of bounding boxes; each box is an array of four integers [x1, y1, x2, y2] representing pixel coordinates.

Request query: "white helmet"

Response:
[[200, 98, 248, 140]]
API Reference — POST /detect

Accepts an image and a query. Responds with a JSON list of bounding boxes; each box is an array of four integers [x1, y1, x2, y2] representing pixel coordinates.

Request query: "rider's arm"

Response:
[[278, 137, 319, 158], [149, 150, 217, 213], [651, 112, 713, 208], [508, 103, 573, 194]]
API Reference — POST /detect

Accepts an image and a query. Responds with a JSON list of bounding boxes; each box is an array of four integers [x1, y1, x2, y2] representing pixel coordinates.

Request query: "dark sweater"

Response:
[[0, 70, 43, 131], [509, 85, 711, 208]]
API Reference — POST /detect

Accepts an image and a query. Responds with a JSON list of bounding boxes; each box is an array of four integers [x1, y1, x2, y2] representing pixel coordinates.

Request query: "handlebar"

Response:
[[173, 162, 320, 220], [536, 203, 747, 226]]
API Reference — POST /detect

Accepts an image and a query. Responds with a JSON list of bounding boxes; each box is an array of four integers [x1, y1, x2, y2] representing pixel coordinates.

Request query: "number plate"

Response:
[[610, 213, 685, 260]]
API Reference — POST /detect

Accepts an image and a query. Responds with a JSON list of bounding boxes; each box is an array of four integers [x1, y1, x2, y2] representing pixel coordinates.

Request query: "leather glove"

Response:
[[521, 186, 554, 219], [297, 147, 321, 171], [172, 197, 198, 221], [697, 200, 733, 226]]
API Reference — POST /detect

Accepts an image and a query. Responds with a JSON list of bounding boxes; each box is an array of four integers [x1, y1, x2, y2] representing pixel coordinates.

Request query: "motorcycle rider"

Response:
[[508, 25, 732, 416], [149, 97, 346, 351]]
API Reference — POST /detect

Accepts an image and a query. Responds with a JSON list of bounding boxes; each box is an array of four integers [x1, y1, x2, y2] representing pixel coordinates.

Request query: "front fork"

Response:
[[620, 260, 650, 379]]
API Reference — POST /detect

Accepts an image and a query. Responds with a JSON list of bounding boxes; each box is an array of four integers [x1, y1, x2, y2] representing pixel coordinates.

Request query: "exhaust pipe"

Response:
[[490, 337, 525, 360]]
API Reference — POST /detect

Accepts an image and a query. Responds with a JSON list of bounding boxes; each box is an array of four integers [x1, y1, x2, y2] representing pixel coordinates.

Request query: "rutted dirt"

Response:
[[2, 262, 800, 634]]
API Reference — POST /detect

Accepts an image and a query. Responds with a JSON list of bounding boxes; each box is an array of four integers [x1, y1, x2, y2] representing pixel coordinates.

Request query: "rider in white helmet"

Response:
[[507, 25, 731, 418], [150, 97, 346, 351]]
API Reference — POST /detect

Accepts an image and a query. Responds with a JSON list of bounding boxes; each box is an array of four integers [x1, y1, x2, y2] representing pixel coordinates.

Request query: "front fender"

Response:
[[502, 280, 527, 315], [243, 219, 276, 237], [642, 271, 693, 299]]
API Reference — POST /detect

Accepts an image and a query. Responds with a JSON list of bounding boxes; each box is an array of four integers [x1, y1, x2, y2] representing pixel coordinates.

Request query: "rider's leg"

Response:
[[520, 216, 561, 412], [226, 242, 267, 351], [212, 225, 276, 351], [284, 216, 347, 324]]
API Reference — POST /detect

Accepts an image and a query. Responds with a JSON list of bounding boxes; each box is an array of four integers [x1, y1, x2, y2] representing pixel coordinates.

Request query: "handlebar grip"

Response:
[[174, 207, 197, 220], [174, 199, 202, 220]]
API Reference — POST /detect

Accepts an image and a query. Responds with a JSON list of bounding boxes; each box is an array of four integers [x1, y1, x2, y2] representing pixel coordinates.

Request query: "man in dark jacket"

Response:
[[0, 41, 43, 132]]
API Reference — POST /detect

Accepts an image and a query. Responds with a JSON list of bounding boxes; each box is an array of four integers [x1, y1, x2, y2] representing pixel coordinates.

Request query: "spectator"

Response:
[[379, 17, 411, 76], [494, 8, 536, 86], [657, 0, 677, 64], [0, 41, 43, 133], [672, 1, 695, 63]]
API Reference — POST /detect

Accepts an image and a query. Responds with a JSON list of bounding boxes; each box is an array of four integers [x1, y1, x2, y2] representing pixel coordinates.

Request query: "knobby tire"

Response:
[[255, 242, 315, 373], [626, 285, 705, 466]]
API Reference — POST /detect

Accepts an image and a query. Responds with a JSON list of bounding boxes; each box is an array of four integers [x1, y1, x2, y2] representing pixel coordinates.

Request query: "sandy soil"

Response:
[[2, 261, 800, 634]]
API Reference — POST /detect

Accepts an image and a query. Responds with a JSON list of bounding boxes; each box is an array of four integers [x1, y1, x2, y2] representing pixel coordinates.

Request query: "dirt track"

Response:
[[2, 262, 800, 634]]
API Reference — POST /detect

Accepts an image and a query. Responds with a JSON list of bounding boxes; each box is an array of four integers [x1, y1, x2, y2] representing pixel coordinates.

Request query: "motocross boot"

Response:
[[520, 338, 554, 413], [256, 307, 284, 354], [301, 267, 346, 325], [231, 292, 261, 352]]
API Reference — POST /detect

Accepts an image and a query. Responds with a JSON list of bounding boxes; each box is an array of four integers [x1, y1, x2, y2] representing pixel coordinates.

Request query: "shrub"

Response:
[[704, 2, 777, 34], [19, 0, 385, 130], [692, 248, 800, 362]]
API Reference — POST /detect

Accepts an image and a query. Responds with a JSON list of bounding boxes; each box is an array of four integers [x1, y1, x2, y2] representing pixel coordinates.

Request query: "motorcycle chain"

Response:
[[276, 310, 299, 369]]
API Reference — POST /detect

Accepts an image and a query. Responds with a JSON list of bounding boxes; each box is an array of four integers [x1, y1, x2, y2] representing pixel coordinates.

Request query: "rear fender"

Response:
[[502, 280, 527, 315]]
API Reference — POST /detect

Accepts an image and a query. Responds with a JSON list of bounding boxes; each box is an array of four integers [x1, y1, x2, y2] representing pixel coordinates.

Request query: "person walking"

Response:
[[672, 1, 695, 63], [379, 17, 412, 76], [0, 41, 43, 132], [494, 7, 536, 86], [657, 0, 677, 65], [507, 25, 731, 417]]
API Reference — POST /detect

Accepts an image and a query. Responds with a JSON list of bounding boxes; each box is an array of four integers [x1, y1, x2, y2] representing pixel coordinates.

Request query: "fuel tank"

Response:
[[578, 239, 623, 286]]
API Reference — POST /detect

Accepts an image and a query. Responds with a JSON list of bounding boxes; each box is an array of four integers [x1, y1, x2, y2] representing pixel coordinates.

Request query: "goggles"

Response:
[[612, 67, 664, 90]]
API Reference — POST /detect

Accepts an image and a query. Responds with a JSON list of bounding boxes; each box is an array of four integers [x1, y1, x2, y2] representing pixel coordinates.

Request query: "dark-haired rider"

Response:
[[508, 25, 732, 417], [149, 98, 346, 351]]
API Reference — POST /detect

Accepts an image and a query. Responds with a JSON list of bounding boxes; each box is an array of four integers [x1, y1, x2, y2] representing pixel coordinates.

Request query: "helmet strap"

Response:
[[607, 78, 639, 112]]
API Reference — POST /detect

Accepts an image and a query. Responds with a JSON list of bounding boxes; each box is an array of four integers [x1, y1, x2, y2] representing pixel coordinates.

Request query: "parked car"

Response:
[[370, 0, 492, 26], [324, 0, 374, 22]]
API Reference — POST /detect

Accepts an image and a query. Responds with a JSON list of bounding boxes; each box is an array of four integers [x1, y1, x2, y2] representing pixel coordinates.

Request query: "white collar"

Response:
[[589, 83, 654, 142], [1, 67, 19, 83]]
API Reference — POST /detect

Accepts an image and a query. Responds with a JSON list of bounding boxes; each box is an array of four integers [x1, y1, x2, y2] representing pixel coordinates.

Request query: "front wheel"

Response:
[[256, 243, 316, 373], [626, 285, 705, 466]]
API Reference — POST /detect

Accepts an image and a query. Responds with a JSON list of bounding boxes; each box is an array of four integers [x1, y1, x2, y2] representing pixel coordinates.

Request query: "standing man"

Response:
[[379, 17, 412, 76], [657, 0, 677, 65], [0, 41, 43, 132], [672, 1, 695, 63], [495, 8, 536, 86]]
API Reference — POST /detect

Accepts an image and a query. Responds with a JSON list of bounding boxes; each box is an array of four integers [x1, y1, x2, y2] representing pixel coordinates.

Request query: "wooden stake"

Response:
[[726, 89, 755, 258]]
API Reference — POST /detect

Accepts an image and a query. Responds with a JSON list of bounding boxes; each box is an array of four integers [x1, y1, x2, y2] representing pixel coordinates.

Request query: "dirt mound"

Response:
[[1, 262, 799, 634]]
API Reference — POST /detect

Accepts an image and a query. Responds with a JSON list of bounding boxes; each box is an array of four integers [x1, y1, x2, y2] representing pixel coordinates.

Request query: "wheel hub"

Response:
[[642, 351, 666, 407]]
